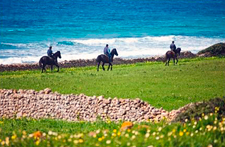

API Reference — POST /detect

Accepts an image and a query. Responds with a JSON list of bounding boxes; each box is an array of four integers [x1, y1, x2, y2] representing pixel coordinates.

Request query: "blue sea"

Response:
[[0, 0, 225, 64]]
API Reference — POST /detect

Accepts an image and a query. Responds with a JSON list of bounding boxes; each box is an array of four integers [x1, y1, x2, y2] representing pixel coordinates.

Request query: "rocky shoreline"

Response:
[[0, 88, 194, 122], [0, 51, 198, 72]]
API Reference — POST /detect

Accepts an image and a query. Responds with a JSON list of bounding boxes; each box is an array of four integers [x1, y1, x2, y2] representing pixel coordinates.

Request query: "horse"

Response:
[[165, 48, 181, 66], [96, 48, 118, 71], [39, 51, 61, 73]]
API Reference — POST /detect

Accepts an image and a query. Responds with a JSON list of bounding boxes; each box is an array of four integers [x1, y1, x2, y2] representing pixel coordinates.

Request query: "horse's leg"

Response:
[[176, 57, 178, 64], [97, 62, 100, 71], [107, 63, 110, 71], [43, 64, 47, 72], [51, 65, 53, 72], [110, 63, 112, 70], [173, 58, 175, 65], [102, 63, 105, 71], [168, 58, 170, 66], [55, 64, 59, 72]]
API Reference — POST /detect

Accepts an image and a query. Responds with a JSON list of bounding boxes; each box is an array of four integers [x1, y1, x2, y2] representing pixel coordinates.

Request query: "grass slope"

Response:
[[1, 57, 225, 110]]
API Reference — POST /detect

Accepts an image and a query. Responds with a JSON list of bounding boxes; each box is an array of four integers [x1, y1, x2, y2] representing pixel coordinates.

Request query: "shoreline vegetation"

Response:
[[0, 43, 224, 72]]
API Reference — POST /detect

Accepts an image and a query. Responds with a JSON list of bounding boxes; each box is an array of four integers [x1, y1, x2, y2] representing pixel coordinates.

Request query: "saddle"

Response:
[[103, 54, 111, 62]]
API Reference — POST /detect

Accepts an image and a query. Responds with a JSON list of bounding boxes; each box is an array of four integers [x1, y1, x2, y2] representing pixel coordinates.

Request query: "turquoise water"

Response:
[[0, 0, 225, 64]]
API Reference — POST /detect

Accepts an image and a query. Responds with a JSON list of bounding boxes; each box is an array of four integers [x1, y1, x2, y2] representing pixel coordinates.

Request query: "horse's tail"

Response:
[[96, 55, 101, 63], [163, 53, 168, 63], [39, 58, 43, 67]]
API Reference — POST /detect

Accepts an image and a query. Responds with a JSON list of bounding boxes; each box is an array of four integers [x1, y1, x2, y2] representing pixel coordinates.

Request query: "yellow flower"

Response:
[[117, 132, 121, 136], [113, 129, 117, 133], [98, 137, 103, 142], [183, 129, 186, 132], [172, 129, 176, 133], [179, 131, 184, 136], [11, 134, 17, 140], [0, 121, 3, 124], [35, 140, 40, 146], [73, 140, 79, 144], [79, 139, 84, 143]]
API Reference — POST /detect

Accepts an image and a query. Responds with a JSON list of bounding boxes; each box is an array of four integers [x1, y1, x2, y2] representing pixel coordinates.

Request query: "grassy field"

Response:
[[0, 57, 225, 146], [0, 57, 225, 110], [0, 112, 224, 146]]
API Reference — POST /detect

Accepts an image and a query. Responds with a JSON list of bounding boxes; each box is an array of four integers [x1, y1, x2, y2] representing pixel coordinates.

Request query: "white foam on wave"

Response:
[[0, 36, 224, 64]]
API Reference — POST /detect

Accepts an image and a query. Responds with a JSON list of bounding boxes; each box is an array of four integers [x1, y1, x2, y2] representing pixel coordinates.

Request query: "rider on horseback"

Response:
[[47, 46, 54, 58], [170, 41, 176, 52], [103, 44, 111, 62]]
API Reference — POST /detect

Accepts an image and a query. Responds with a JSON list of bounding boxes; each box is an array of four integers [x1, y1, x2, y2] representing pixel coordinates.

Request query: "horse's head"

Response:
[[55, 51, 61, 59], [111, 48, 118, 56], [176, 48, 181, 56]]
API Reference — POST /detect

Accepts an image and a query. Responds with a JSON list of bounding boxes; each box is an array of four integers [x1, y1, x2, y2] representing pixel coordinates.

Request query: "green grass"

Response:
[[0, 113, 224, 147], [1, 57, 225, 110]]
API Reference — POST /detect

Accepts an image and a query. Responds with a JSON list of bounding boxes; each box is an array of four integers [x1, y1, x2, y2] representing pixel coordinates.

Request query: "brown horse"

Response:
[[165, 48, 181, 66], [96, 48, 118, 71], [39, 51, 61, 73]]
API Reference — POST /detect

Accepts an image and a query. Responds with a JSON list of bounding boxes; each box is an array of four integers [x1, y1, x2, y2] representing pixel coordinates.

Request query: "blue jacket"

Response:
[[47, 49, 53, 57]]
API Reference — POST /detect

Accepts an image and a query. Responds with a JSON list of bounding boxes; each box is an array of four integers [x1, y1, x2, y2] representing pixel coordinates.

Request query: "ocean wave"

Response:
[[0, 36, 224, 64]]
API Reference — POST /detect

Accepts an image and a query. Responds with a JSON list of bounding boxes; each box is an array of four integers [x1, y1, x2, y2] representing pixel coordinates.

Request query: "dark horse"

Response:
[[165, 48, 181, 66], [39, 51, 61, 73], [96, 48, 118, 71]]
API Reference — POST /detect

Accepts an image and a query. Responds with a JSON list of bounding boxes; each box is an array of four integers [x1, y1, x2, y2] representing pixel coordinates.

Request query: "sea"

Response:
[[0, 0, 225, 64]]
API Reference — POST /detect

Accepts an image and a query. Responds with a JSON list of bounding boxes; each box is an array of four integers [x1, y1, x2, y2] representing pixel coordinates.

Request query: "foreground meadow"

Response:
[[0, 57, 225, 146]]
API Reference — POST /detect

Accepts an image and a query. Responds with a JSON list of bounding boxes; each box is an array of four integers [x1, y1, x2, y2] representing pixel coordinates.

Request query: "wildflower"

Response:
[[158, 127, 162, 131], [179, 131, 184, 136], [98, 138, 103, 142], [148, 145, 154, 147], [160, 135, 164, 139], [204, 115, 209, 120], [185, 119, 188, 122], [214, 140, 218, 143], [0, 121, 3, 124], [11, 134, 17, 140], [131, 135, 136, 140], [155, 136, 159, 140], [96, 129, 100, 134], [117, 132, 121, 136], [74, 140, 79, 144], [167, 132, 172, 137], [120, 121, 133, 131], [35, 140, 40, 146], [125, 133, 129, 138], [190, 133, 194, 137], [172, 129, 176, 133], [113, 129, 117, 133], [186, 132, 189, 136], [207, 144, 213, 147], [112, 133, 116, 137], [106, 140, 111, 144], [1, 141, 5, 146], [33, 131, 42, 139], [183, 129, 186, 132], [127, 142, 131, 146], [145, 133, 150, 138], [5, 137, 9, 146], [79, 139, 84, 143]]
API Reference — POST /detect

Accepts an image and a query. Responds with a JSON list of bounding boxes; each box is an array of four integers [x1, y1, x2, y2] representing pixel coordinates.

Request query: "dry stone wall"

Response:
[[0, 88, 184, 122]]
